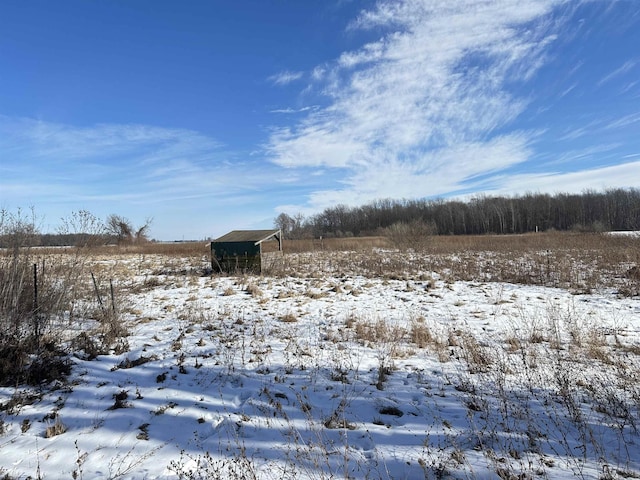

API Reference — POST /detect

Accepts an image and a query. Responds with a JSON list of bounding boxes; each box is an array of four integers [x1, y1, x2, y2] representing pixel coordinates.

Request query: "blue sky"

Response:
[[1, 0, 639, 240]]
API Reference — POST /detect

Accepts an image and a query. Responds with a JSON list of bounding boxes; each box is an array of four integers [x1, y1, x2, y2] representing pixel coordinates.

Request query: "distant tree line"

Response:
[[0, 210, 153, 248], [275, 188, 640, 239]]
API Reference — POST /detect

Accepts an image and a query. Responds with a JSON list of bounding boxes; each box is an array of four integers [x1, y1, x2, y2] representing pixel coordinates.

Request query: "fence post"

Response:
[[91, 272, 105, 314], [110, 279, 116, 316], [33, 263, 40, 347]]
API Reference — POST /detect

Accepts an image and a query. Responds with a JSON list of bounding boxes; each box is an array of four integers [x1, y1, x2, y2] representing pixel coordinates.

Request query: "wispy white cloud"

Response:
[[482, 160, 640, 196], [311, 65, 327, 81], [597, 59, 637, 87], [620, 81, 638, 95], [0, 115, 222, 165], [556, 119, 602, 141], [268, 70, 304, 86], [269, 106, 318, 114], [604, 112, 640, 130], [303, 133, 532, 210], [542, 143, 622, 168], [558, 83, 577, 98], [555, 111, 640, 143], [0, 115, 287, 216], [266, 0, 574, 211]]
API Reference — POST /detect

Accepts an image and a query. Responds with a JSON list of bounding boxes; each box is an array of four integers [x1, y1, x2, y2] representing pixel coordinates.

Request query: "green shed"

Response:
[[211, 229, 282, 273]]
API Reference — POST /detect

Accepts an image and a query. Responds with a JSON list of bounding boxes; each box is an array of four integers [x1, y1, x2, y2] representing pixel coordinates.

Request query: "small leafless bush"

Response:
[[0, 341, 72, 386], [168, 450, 258, 480], [71, 330, 125, 360], [457, 332, 492, 374], [383, 220, 438, 251], [618, 265, 640, 296], [108, 390, 131, 410]]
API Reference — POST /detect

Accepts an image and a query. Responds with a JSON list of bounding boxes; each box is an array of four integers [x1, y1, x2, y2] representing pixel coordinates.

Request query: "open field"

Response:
[[1, 232, 639, 479]]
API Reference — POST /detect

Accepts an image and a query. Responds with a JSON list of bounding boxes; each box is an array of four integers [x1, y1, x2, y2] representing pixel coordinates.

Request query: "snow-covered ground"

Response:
[[1, 251, 639, 479]]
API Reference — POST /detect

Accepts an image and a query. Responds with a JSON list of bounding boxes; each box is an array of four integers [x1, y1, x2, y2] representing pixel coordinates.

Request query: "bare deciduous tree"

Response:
[[276, 188, 640, 239], [274, 212, 307, 239], [105, 215, 152, 245]]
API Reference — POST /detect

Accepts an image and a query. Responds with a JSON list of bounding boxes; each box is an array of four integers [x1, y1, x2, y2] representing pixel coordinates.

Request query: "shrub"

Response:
[[384, 219, 437, 251], [0, 208, 127, 386]]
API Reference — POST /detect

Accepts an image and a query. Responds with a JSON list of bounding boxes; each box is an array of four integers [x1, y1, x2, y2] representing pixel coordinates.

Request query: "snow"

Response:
[[607, 231, 640, 237], [1, 251, 639, 479]]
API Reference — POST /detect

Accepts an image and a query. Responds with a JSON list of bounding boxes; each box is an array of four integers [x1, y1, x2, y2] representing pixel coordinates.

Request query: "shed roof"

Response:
[[213, 229, 281, 244]]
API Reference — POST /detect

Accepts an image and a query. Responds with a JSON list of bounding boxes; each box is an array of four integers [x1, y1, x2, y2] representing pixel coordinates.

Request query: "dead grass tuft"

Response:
[[279, 313, 298, 323], [245, 283, 262, 297], [44, 417, 67, 438], [350, 317, 406, 346], [410, 320, 437, 348]]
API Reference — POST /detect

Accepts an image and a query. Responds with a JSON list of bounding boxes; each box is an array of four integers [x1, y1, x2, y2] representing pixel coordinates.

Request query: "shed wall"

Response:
[[211, 241, 261, 273]]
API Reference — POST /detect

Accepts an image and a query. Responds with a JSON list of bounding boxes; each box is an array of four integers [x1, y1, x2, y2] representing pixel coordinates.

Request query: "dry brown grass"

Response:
[[102, 242, 209, 256], [261, 232, 640, 292], [0, 241, 209, 258], [44, 416, 67, 438], [19, 232, 637, 287], [345, 315, 405, 345], [409, 319, 436, 348], [279, 313, 298, 323], [275, 236, 390, 253], [268, 231, 636, 257], [245, 283, 263, 297]]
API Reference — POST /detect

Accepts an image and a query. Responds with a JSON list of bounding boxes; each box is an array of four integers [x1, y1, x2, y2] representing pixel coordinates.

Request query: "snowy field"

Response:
[[1, 247, 640, 479]]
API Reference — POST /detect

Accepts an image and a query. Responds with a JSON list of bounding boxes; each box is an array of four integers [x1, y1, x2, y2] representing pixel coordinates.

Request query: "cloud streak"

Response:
[[482, 160, 640, 196], [269, 70, 304, 86], [597, 60, 637, 87]]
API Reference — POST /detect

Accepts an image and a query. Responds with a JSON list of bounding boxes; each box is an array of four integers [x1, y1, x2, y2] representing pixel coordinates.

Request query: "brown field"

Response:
[[24, 231, 633, 257], [260, 232, 640, 293], [6, 232, 637, 291]]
